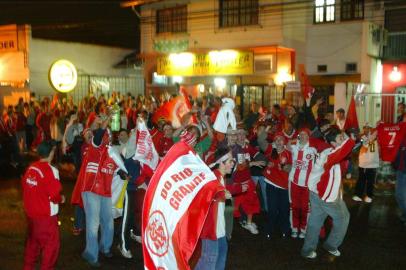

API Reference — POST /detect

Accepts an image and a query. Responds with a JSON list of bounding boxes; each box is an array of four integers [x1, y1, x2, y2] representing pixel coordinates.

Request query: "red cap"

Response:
[[273, 131, 287, 144]]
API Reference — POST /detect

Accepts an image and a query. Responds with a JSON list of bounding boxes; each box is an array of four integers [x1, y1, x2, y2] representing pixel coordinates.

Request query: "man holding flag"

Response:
[[195, 147, 234, 270], [142, 133, 229, 269]]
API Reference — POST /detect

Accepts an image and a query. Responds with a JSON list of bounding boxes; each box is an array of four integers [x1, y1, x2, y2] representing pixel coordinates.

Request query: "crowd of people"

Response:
[[3, 89, 406, 269]]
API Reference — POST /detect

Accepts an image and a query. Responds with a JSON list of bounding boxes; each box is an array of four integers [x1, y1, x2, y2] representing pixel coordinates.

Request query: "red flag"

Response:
[[180, 87, 197, 124], [152, 96, 190, 128], [50, 94, 59, 110], [344, 96, 359, 131], [142, 142, 224, 270], [298, 64, 315, 99]]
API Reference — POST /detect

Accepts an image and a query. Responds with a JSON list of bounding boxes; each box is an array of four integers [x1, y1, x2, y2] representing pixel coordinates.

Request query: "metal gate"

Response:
[[72, 73, 144, 104], [355, 91, 406, 125]]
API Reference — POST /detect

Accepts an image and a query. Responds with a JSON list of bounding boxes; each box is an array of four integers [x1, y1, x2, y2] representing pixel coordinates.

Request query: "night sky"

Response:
[[0, 0, 140, 49]]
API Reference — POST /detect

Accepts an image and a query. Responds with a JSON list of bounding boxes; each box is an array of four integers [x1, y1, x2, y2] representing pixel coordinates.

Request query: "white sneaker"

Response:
[[298, 231, 306, 239], [242, 223, 259, 234], [130, 230, 142, 244], [352, 195, 362, 202], [291, 231, 298, 238], [328, 249, 341, 257], [117, 245, 133, 259], [305, 251, 317, 259], [364, 196, 372, 203]]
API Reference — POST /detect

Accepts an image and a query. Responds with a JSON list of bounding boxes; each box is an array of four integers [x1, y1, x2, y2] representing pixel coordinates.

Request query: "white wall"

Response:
[[141, 0, 283, 54], [29, 39, 134, 96], [305, 22, 363, 75]]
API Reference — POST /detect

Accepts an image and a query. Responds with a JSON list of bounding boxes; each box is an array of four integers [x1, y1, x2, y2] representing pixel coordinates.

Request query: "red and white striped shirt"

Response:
[[308, 138, 355, 202], [289, 143, 317, 187]]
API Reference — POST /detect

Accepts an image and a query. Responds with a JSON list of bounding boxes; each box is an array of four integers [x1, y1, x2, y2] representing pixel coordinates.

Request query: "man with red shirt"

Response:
[[22, 140, 64, 270], [195, 147, 234, 270], [288, 128, 317, 239], [71, 117, 128, 267], [261, 132, 292, 238]]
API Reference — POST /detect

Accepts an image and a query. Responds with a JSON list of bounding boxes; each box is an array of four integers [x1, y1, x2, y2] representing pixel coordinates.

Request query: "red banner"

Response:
[[142, 142, 223, 270], [152, 96, 190, 128], [298, 64, 314, 99]]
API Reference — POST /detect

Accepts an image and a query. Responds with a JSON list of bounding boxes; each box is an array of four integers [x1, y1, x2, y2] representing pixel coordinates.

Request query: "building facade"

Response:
[[0, 24, 144, 110], [124, 0, 388, 124]]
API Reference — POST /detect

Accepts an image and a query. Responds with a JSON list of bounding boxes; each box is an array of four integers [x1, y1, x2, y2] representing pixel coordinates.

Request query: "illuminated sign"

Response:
[[0, 25, 18, 52], [48, 59, 78, 93], [157, 50, 254, 76]]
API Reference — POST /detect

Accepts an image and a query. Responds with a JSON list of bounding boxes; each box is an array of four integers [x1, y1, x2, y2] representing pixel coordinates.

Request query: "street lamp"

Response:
[[389, 66, 401, 82]]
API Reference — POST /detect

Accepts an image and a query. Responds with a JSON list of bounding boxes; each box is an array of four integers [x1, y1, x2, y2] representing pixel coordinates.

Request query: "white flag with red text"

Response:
[[142, 141, 223, 270], [133, 120, 159, 170]]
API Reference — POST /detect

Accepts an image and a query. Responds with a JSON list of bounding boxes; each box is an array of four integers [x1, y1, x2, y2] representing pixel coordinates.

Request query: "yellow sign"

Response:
[[157, 50, 253, 76], [49, 59, 78, 93], [0, 25, 18, 52]]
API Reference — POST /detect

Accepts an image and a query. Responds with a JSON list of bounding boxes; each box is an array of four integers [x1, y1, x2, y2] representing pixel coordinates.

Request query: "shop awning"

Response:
[[120, 0, 163, 8]]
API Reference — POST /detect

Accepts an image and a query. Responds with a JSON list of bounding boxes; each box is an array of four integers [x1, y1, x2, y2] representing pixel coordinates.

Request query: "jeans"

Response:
[[26, 124, 34, 150], [301, 192, 350, 257], [252, 176, 268, 212], [266, 184, 290, 235], [396, 171, 406, 220], [355, 168, 376, 198], [16, 130, 27, 152], [82, 192, 113, 263], [74, 205, 85, 230], [195, 237, 228, 270]]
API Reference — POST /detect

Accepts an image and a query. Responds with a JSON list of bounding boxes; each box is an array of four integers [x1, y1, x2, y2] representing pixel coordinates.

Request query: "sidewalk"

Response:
[[1, 173, 405, 269]]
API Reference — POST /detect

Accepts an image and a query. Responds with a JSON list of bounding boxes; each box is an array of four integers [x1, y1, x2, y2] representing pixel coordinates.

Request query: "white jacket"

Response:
[[213, 98, 237, 133]]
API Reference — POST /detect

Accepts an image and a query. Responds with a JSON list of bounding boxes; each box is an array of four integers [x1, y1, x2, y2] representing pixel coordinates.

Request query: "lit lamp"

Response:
[[275, 67, 292, 86], [214, 78, 226, 89], [198, 84, 205, 93], [389, 66, 401, 82], [49, 59, 78, 93]]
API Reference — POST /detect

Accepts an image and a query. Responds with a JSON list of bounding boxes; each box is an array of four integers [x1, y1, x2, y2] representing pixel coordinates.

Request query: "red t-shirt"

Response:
[[377, 122, 406, 162]]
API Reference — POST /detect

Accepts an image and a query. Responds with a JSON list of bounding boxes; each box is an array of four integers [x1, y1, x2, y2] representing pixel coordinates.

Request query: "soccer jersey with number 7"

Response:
[[377, 123, 406, 162]]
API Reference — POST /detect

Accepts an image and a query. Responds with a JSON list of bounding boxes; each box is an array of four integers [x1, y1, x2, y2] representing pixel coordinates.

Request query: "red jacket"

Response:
[[200, 170, 226, 240], [308, 138, 355, 202], [71, 141, 119, 206], [22, 161, 62, 218], [156, 136, 174, 157], [263, 147, 292, 189]]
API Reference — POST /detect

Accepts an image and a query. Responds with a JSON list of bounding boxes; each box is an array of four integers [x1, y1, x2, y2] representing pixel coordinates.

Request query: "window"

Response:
[[341, 0, 364, 21], [314, 0, 335, 24], [220, 0, 259, 28], [346, 63, 357, 73], [156, 5, 187, 34], [317, 65, 327, 72]]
